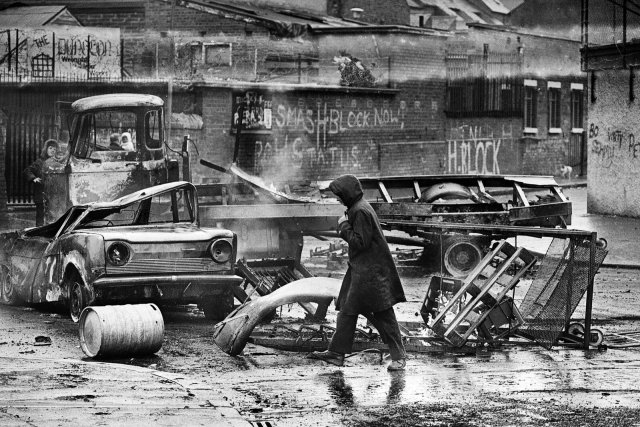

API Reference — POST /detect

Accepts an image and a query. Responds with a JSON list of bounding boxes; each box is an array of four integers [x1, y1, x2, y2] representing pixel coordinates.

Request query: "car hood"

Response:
[[77, 225, 234, 243]]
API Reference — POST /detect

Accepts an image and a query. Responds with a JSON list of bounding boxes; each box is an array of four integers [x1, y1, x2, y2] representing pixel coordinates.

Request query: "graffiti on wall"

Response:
[[252, 99, 408, 175], [445, 123, 512, 174], [447, 139, 501, 174], [0, 27, 121, 79], [589, 123, 640, 169]]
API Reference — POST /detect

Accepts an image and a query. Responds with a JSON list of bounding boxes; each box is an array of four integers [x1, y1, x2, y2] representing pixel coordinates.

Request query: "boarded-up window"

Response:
[[204, 43, 232, 66]]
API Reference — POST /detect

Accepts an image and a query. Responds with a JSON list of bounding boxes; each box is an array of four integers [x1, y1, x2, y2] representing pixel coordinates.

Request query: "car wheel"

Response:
[[199, 292, 234, 321], [0, 265, 19, 305], [69, 278, 88, 323], [442, 236, 484, 278]]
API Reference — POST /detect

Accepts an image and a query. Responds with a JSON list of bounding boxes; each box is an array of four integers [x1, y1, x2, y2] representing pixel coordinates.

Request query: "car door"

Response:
[[10, 235, 53, 304], [14, 210, 80, 304]]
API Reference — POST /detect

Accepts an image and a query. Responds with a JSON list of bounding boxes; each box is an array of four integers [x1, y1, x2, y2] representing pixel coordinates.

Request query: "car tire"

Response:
[[68, 276, 88, 323], [199, 292, 234, 321], [0, 265, 19, 306]]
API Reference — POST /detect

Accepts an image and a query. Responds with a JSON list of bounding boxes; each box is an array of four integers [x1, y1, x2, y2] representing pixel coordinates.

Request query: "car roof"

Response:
[[86, 181, 195, 209], [72, 94, 164, 112]]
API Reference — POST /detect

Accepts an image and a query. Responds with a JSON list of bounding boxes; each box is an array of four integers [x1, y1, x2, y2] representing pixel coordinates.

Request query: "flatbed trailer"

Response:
[[197, 163, 572, 277]]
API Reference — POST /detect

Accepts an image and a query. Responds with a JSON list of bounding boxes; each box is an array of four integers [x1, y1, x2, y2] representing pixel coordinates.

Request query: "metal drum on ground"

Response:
[[78, 303, 164, 358]]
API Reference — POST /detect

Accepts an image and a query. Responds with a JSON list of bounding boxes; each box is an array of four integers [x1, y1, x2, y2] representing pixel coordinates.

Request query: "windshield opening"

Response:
[[73, 109, 138, 159], [76, 188, 195, 229]]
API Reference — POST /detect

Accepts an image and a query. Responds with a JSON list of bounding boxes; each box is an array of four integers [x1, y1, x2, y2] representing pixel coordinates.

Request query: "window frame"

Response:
[[570, 83, 584, 133], [524, 80, 538, 132], [547, 81, 562, 133]]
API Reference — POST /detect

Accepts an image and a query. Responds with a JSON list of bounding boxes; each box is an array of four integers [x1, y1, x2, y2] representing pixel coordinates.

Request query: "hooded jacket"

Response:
[[329, 174, 405, 314]]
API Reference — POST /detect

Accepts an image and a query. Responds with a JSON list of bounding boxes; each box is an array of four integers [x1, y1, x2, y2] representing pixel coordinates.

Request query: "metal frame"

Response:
[[382, 220, 602, 350]]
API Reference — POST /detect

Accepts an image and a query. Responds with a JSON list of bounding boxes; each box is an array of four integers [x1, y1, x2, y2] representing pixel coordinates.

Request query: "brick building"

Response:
[[1, 0, 586, 207]]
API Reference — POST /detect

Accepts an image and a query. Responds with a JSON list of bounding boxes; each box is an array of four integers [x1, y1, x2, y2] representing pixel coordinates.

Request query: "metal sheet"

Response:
[[212, 277, 341, 356]]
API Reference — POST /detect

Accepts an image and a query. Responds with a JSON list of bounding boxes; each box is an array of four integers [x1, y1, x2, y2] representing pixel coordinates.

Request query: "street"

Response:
[[3, 186, 640, 426]]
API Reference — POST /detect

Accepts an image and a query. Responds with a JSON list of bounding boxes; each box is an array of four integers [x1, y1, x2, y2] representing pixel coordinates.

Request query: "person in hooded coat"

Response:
[[308, 174, 407, 370]]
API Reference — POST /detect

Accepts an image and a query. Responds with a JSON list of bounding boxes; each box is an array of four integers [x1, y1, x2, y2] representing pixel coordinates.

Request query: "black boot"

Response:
[[307, 350, 345, 366]]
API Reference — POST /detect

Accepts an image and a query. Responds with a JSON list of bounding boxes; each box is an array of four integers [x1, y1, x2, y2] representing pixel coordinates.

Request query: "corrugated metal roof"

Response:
[[408, 0, 509, 26], [0, 5, 79, 27]]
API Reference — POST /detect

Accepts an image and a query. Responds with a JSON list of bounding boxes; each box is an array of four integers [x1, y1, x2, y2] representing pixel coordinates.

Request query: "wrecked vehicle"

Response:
[[0, 181, 242, 321], [43, 93, 173, 224]]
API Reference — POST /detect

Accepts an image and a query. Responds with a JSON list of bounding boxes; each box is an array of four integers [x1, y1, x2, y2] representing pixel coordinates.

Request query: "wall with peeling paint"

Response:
[[587, 69, 640, 217]]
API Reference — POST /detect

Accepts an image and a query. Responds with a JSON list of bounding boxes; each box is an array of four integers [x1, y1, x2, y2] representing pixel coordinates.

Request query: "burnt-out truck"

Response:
[[41, 94, 174, 223]]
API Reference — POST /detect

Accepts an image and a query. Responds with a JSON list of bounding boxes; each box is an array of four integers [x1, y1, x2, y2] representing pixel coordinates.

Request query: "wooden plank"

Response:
[[443, 248, 524, 337], [413, 180, 422, 199], [431, 241, 508, 325], [513, 183, 530, 207], [552, 186, 568, 202], [378, 181, 393, 203]]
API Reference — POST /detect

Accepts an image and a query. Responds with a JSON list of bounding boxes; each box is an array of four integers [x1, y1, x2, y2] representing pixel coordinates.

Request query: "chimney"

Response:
[[350, 7, 363, 19]]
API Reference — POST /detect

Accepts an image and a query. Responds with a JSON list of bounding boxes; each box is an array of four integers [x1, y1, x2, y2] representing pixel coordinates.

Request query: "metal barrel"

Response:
[[78, 303, 164, 358]]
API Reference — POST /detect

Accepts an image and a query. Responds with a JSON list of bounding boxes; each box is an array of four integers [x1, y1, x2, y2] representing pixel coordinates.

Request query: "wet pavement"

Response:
[[0, 355, 247, 427], [4, 180, 640, 426]]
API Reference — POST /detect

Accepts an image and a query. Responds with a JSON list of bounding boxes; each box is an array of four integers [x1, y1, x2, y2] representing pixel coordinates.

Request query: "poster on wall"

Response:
[[0, 26, 121, 80], [231, 90, 273, 133]]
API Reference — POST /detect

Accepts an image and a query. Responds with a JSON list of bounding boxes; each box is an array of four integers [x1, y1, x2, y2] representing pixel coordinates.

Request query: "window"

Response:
[[145, 110, 163, 149], [548, 82, 561, 132], [204, 43, 232, 66], [73, 111, 138, 159], [524, 80, 538, 132], [571, 84, 584, 132], [445, 52, 523, 117], [419, 16, 425, 27], [445, 77, 523, 117]]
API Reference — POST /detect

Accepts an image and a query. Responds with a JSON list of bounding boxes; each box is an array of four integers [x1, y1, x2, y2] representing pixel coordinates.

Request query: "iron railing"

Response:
[[582, 0, 640, 70]]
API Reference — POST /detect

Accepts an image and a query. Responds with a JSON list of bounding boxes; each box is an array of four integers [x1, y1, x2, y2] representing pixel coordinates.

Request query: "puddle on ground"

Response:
[[229, 346, 640, 412]]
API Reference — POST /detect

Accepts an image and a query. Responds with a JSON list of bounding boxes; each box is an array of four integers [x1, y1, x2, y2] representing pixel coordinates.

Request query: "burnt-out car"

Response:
[[0, 181, 242, 321]]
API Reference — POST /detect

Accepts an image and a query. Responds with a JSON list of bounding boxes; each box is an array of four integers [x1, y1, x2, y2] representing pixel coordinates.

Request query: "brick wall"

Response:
[[188, 85, 530, 185]]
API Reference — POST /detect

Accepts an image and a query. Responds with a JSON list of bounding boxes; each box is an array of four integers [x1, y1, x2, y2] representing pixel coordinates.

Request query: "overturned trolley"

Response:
[[392, 221, 608, 350]]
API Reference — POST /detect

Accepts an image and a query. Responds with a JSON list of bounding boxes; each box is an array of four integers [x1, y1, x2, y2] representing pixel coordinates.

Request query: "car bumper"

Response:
[[91, 274, 245, 303]]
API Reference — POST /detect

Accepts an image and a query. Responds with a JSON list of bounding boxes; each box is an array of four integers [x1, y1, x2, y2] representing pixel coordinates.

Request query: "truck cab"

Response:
[[44, 94, 170, 223]]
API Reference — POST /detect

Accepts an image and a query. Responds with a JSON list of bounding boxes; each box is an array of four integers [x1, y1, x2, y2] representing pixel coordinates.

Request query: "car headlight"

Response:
[[209, 239, 232, 263], [107, 242, 131, 266]]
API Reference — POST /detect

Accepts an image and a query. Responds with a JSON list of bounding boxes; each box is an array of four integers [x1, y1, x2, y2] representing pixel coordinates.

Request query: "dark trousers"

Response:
[[35, 202, 45, 227], [329, 307, 406, 361]]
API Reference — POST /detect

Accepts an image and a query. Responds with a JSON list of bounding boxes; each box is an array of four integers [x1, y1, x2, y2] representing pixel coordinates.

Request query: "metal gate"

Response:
[[4, 110, 56, 204]]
